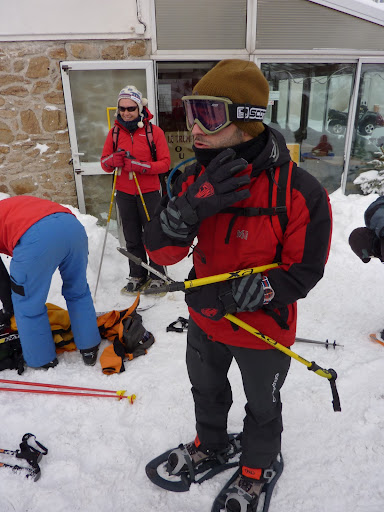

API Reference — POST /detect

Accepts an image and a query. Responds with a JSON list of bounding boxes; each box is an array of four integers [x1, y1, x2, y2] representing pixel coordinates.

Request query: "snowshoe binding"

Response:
[[145, 433, 242, 492], [146, 279, 168, 297], [121, 276, 151, 296], [211, 453, 284, 512]]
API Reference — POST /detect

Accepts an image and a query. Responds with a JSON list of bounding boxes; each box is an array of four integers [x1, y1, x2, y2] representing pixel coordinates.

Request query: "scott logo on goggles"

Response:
[[236, 106, 265, 121]]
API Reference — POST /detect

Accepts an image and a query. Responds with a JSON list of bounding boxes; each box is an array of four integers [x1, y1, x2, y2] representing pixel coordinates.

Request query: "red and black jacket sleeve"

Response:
[[266, 166, 332, 308]]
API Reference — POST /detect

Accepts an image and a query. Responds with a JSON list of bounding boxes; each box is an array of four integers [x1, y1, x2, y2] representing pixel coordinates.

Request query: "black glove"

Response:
[[185, 273, 271, 321], [173, 149, 250, 226], [349, 227, 382, 263]]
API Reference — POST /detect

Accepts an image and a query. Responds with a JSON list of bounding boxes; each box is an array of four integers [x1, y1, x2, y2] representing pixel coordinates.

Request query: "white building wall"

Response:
[[0, 0, 153, 41]]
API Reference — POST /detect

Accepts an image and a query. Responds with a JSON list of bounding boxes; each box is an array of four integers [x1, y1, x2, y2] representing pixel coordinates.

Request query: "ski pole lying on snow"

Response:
[[0, 461, 40, 481], [0, 379, 136, 403], [119, 253, 341, 411], [0, 433, 48, 482], [295, 337, 343, 349]]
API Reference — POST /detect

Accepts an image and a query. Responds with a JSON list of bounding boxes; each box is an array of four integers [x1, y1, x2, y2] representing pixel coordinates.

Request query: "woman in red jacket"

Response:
[[101, 86, 171, 294]]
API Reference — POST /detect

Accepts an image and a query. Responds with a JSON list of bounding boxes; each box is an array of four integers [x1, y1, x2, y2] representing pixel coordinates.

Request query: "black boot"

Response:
[[39, 358, 59, 370], [80, 344, 100, 366]]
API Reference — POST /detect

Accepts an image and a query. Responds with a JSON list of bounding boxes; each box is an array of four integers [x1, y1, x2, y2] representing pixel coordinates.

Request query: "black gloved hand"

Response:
[[174, 149, 250, 226], [185, 281, 235, 321], [349, 227, 382, 263], [185, 273, 270, 321]]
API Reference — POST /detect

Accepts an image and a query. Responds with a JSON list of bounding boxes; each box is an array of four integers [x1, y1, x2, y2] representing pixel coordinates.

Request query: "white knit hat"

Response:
[[116, 85, 148, 128]]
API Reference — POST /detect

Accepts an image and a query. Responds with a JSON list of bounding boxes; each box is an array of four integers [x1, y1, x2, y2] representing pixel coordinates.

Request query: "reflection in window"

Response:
[[157, 61, 217, 171], [347, 63, 384, 194], [261, 63, 356, 193]]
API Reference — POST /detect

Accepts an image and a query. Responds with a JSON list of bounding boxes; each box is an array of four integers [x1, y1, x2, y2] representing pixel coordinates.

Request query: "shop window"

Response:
[[157, 61, 217, 175], [261, 62, 356, 193], [346, 63, 384, 195]]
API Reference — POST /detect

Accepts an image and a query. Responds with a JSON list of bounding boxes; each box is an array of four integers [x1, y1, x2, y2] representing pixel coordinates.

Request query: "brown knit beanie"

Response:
[[193, 59, 269, 138]]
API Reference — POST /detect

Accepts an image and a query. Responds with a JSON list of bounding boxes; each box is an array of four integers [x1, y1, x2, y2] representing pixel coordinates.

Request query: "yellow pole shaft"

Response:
[[182, 263, 280, 289], [132, 171, 150, 221], [225, 313, 334, 380]]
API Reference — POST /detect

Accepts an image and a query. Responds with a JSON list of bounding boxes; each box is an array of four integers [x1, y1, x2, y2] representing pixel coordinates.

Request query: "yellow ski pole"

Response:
[[225, 313, 341, 412], [94, 167, 120, 299], [132, 171, 150, 221], [139, 261, 280, 294], [119, 247, 341, 411]]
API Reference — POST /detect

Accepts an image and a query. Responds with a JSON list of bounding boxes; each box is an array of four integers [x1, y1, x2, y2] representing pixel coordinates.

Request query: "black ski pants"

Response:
[[0, 256, 13, 312], [186, 317, 291, 469], [116, 190, 165, 279]]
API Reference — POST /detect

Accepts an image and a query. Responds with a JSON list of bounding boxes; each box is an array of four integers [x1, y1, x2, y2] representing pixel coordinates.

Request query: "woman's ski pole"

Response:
[[94, 166, 121, 299], [133, 171, 151, 221]]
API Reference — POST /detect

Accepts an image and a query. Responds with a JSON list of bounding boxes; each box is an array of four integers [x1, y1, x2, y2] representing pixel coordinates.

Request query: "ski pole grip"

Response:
[[307, 363, 341, 412]]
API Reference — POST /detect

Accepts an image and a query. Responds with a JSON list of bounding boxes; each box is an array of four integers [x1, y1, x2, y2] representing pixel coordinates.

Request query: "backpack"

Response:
[[0, 330, 23, 374], [0, 303, 77, 374], [97, 294, 155, 375]]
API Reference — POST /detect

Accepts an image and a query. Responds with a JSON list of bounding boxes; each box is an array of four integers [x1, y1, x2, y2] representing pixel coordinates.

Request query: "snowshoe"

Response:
[[145, 433, 242, 492], [121, 276, 151, 296], [146, 279, 167, 297], [211, 453, 284, 512]]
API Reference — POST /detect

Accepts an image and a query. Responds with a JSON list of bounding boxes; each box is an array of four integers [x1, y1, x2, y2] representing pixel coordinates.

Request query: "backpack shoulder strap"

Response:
[[145, 122, 157, 161], [112, 125, 120, 152], [270, 161, 293, 245]]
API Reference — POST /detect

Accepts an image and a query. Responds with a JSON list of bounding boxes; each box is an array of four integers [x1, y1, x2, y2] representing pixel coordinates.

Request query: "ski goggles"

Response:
[[182, 95, 267, 135]]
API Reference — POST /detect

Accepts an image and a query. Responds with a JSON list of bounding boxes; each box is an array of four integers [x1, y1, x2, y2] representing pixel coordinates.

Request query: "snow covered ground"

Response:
[[0, 189, 384, 512]]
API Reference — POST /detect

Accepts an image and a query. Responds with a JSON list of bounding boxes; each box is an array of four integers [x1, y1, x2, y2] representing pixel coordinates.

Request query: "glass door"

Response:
[[344, 61, 384, 195], [258, 61, 357, 193], [60, 60, 156, 228]]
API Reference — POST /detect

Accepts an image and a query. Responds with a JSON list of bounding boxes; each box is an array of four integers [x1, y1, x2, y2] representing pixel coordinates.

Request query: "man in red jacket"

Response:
[[144, 60, 332, 510], [0, 195, 101, 369], [101, 85, 171, 294]]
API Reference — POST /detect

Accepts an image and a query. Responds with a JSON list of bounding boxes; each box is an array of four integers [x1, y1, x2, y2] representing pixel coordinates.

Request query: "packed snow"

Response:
[[0, 189, 384, 512]]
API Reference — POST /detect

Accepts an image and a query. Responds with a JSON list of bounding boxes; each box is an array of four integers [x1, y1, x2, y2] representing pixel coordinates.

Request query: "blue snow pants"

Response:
[[10, 212, 101, 367]]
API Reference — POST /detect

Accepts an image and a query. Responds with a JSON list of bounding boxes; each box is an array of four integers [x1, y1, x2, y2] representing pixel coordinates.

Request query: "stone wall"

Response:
[[0, 39, 149, 207]]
